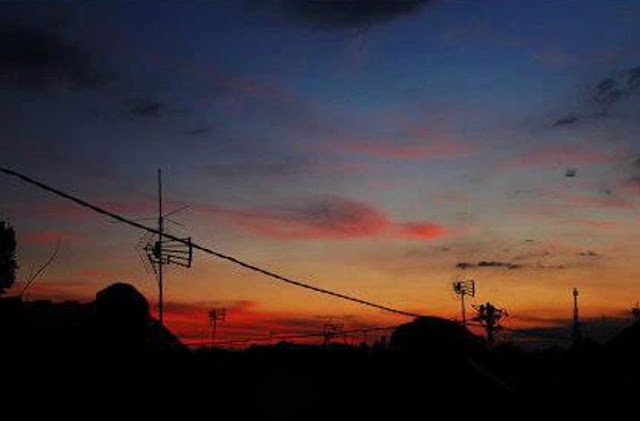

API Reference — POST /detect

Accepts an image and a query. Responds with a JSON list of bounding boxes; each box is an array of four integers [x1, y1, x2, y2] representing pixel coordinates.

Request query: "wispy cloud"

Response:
[[197, 196, 447, 241]]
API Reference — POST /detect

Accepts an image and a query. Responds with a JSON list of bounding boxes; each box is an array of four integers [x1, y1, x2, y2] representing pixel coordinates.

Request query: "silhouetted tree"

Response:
[[0, 221, 17, 295]]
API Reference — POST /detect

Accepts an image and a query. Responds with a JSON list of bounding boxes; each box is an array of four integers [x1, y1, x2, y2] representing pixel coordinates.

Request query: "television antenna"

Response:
[[140, 169, 193, 324], [452, 279, 475, 326]]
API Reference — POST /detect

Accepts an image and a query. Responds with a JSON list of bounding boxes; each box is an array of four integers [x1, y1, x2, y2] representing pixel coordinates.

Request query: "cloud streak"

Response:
[[252, 0, 431, 30], [198, 196, 447, 241]]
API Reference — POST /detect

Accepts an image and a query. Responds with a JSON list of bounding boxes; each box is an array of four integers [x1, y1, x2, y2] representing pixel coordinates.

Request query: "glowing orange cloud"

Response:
[[394, 223, 446, 239]]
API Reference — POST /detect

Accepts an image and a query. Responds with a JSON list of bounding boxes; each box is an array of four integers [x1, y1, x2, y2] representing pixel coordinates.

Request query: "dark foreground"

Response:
[[2, 283, 640, 418]]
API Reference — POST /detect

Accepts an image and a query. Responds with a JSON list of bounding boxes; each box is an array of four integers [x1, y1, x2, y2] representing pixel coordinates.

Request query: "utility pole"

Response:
[[453, 279, 475, 326], [572, 288, 581, 346], [472, 302, 507, 345], [208, 307, 226, 347], [322, 321, 344, 347], [632, 302, 639, 324]]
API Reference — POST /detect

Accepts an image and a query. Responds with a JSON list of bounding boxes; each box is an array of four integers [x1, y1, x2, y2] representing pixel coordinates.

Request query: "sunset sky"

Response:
[[2, 0, 640, 343]]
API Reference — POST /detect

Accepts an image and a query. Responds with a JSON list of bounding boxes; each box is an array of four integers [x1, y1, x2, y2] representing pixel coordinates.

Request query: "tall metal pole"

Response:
[[158, 168, 164, 324]]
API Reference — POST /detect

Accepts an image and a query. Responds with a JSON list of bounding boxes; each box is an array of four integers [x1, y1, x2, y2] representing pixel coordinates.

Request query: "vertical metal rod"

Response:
[[158, 168, 164, 324], [461, 292, 466, 326]]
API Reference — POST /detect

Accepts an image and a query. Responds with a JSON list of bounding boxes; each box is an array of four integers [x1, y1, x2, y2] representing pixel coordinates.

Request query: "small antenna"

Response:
[[452, 279, 475, 326]]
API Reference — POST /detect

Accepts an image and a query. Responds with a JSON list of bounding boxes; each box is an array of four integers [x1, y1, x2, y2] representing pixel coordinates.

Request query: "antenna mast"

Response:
[[452, 279, 475, 326], [142, 168, 194, 325]]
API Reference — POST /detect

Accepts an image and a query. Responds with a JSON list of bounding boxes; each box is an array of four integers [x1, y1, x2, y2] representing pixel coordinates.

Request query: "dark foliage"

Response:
[[0, 221, 17, 294]]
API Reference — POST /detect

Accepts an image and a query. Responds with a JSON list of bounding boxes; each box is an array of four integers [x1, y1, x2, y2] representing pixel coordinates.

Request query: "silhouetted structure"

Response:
[[322, 321, 345, 346], [452, 279, 475, 326], [208, 307, 226, 347], [141, 169, 193, 324], [572, 288, 582, 346], [0, 220, 17, 295], [472, 302, 507, 345]]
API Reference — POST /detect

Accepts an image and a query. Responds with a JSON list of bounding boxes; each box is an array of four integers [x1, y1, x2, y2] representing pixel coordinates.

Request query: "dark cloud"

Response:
[[618, 154, 640, 193], [456, 260, 566, 270], [512, 250, 550, 261], [551, 115, 578, 127], [125, 98, 166, 118], [553, 66, 640, 127], [0, 24, 110, 90], [253, 0, 431, 29], [456, 261, 523, 270], [125, 97, 188, 118], [577, 250, 599, 258]]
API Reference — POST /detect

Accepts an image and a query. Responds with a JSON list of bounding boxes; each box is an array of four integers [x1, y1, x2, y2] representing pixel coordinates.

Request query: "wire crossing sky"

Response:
[[0, 166, 423, 318]]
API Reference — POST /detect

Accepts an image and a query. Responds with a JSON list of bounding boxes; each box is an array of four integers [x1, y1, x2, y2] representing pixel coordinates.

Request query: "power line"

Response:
[[0, 166, 423, 318], [187, 325, 400, 347]]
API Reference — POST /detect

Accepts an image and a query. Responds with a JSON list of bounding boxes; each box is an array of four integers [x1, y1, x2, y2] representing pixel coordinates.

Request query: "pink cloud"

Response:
[[197, 197, 447, 241], [394, 223, 446, 240], [504, 146, 620, 169]]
